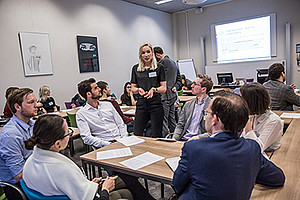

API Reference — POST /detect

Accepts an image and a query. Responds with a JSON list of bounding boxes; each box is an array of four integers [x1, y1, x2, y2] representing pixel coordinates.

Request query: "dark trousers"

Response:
[[134, 100, 163, 138], [2, 182, 27, 200], [162, 97, 177, 137]]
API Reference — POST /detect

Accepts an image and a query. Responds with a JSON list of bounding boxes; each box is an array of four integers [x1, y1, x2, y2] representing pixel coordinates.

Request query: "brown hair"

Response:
[[5, 87, 19, 99], [198, 74, 213, 93], [97, 81, 108, 95], [7, 88, 33, 114], [240, 83, 270, 115], [211, 92, 249, 134], [25, 115, 66, 150], [268, 63, 285, 80], [77, 78, 96, 100]]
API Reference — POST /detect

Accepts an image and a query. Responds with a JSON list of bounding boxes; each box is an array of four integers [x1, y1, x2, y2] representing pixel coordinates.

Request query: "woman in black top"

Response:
[[38, 85, 58, 113], [120, 82, 136, 106], [131, 43, 166, 137]]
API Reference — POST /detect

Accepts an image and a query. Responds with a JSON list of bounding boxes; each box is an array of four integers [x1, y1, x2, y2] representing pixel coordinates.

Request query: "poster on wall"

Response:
[[77, 35, 100, 73], [19, 32, 53, 77]]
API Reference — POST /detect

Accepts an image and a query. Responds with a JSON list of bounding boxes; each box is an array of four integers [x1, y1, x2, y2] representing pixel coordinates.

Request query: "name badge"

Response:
[[149, 72, 157, 78], [49, 102, 54, 106]]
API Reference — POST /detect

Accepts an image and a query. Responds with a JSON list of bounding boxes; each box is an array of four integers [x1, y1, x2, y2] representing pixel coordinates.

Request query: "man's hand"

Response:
[[188, 136, 200, 141]]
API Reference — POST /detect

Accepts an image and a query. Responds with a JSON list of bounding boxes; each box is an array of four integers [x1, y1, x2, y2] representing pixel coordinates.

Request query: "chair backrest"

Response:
[[64, 102, 72, 109], [177, 90, 183, 96], [66, 112, 77, 128], [0, 181, 27, 200], [20, 180, 69, 200]]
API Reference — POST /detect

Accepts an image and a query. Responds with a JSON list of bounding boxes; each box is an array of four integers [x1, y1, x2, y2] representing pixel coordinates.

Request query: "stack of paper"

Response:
[[117, 136, 145, 146], [97, 147, 133, 160], [280, 113, 300, 118], [119, 152, 164, 170]]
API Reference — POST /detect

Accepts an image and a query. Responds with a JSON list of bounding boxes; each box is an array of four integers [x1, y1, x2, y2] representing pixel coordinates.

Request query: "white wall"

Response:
[[173, 0, 300, 85], [0, 0, 172, 111]]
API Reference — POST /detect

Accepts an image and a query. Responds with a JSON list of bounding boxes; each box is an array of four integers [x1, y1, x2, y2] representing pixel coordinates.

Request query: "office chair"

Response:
[[0, 181, 27, 200], [20, 180, 69, 200]]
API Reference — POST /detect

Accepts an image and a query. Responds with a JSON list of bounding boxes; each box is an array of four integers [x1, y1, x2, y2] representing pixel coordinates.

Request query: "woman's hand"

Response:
[[244, 119, 253, 133], [92, 177, 103, 184], [144, 88, 155, 99], [70, 104, 76, 109], [101, 176, 118, 192], [138, 88, 147, 96]]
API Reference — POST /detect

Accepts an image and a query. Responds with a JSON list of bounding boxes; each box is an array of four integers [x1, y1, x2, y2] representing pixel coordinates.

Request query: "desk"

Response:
[[272, 110, 293, 125], [120, 106, 136, 116], [251, 119, 300, 199], [182, 90, 193, 95], [178, 96, 194, 102], [80, 137, 184, 185], [68, 127, 81, 156], [213, 85, 241, 89]]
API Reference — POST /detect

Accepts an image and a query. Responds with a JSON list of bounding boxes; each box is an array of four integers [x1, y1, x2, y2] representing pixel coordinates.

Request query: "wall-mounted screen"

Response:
[[211, 13, 276, 64]]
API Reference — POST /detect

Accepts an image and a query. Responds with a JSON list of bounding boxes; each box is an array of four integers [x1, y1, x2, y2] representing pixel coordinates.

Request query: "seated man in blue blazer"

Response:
[[172, 92, 285, 200]]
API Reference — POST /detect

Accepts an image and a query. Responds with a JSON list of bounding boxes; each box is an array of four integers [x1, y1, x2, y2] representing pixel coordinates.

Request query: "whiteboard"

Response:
[[177, 59, 197, 81]]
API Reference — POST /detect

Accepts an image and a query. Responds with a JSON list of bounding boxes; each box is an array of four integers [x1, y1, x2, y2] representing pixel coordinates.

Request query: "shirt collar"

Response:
[[86, 101, 101, 110], [12, 115, 34, 130], [196, 96, 208, 105]]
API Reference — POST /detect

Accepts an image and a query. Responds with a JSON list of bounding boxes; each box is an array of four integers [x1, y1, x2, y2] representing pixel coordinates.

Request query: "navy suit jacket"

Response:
[[172, 132, 285, 200]]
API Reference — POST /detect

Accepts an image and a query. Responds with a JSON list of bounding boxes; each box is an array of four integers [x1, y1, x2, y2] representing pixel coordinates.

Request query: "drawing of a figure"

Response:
[[27, 45, 41, 72]]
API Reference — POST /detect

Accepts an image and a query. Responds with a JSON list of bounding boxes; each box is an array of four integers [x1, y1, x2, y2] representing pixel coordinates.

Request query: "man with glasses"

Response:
[[264, 63, 300, 110], [173, 74, 213, 141], [0, 88, 38, 200], [172, 92, 285, 199]]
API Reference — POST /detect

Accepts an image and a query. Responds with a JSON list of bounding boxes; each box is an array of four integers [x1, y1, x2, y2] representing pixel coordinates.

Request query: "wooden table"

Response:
[[182, 90, 193, 95], [272, 110, 293, 125], [250, 118, 300, 199], [80, 137, 184, 184], [178, 95, 194, 102], [120, 106, 136, 116]]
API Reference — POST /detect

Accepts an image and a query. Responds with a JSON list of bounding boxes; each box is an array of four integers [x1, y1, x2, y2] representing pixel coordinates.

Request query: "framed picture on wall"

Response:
[[19, 32, 53, 76], [77, 35, 100, 73]]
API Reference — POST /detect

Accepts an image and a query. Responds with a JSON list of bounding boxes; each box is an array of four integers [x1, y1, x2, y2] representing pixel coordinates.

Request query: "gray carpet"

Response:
[[61, 139, 174, 200]]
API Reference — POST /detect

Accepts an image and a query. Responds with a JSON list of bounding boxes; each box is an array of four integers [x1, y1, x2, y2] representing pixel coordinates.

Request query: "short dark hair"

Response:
[[8, 88, 33, 114], [153, 46, 164, 55], [77, 78, 96, 100], [268, 63, 285, 80], [25, 115, 66, 150], [198, 74, 213, 94], [240, 83, 270, 115], [5, 87, 19, 99], [97, 81, 108, 95], [211, 92, 249, 134]]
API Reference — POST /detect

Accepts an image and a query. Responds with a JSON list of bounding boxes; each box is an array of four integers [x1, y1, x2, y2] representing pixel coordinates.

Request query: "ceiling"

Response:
[[121, 0, 233, 13]]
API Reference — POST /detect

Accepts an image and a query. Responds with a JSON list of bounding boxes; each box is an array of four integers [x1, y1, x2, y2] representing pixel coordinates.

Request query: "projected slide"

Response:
[[215, 16, 271, 63]]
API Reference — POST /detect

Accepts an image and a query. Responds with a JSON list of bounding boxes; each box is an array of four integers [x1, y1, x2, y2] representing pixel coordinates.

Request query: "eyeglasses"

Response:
[[126, 86, 131, 89], [192, 81, 202, 87], [61, 128, 73, 139]]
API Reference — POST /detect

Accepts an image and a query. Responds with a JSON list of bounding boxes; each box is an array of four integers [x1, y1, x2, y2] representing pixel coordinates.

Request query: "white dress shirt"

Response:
[[76, 101, 128, 148], [250, 110, 283, 151]]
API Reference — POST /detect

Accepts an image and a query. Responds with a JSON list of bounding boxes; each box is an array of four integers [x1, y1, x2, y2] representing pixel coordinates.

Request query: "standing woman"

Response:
[[39, 86, 58, 113], [120, 82, 136, 106], [131, 43, 166, 137]]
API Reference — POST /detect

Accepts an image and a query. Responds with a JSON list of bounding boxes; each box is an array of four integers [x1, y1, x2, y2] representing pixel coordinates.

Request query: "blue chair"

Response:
[[20, 180, 69, 200]]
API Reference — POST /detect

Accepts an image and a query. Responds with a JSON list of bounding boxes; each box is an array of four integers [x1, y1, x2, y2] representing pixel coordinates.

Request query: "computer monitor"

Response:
[[217, 72, 234, 85]]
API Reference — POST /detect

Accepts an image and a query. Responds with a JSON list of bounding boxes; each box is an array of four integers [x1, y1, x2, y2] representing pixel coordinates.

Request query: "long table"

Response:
[[80, 137, 184, 185], [251, 118, 300, 199]]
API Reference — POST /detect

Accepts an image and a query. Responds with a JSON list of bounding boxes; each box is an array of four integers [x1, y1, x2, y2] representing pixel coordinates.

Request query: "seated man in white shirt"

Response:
[[76, 78, 128, 148]]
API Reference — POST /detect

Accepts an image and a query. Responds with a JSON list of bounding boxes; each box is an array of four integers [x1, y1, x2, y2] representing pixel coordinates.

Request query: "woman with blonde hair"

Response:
[[38, 85, 58, 113], [130, 43, 166, 137]]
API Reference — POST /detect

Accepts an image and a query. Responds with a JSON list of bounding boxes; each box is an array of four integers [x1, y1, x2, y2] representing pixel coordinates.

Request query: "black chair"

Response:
[[0, 181, 27, 200]]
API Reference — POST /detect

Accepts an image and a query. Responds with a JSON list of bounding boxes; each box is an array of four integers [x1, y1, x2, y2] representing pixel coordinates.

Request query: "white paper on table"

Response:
[[120, 105, 130, 109], [123, 109, 135, 115], [119, 152, 164, 170], [61, 109, 74, 112], [97, 147, 133, 160], [280, 112, 300, 118], [117, 136, 145, 146], [166, 157, 180, 172], [48, 111, 60, 114]]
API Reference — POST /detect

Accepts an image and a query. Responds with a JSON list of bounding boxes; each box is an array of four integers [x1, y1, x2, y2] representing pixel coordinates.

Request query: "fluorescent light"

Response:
[[155, 0, 173, 5]]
